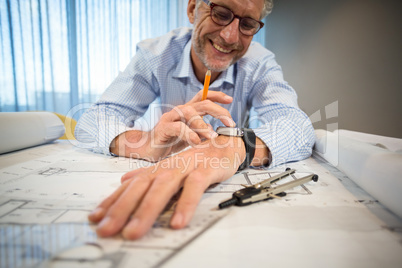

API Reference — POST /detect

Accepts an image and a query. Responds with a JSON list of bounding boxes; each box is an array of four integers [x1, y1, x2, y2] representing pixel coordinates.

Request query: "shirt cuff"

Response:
[[253, 114, 315, 168]]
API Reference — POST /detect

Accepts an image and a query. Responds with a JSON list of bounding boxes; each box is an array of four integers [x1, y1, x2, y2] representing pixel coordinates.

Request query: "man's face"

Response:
[[189, 0, 264, 74]]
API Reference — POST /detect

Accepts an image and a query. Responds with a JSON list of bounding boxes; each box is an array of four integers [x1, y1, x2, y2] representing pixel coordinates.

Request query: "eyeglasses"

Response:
[[202, 0, 264, 36]]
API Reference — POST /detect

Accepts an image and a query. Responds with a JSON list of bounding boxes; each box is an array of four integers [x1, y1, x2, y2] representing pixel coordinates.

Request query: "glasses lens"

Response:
[[240, 18, 260, 35], [211, 6, 233, 26]]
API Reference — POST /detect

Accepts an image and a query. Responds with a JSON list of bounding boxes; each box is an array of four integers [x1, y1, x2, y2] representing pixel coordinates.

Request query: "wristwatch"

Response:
[[216, 127, 256, 170]]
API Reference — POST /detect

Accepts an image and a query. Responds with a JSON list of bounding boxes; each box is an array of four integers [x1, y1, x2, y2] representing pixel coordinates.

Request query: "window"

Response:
[[0, 0, 266, 118]]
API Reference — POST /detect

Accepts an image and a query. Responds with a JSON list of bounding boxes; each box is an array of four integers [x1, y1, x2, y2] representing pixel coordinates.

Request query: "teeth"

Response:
[[213, 43, 231, 53]]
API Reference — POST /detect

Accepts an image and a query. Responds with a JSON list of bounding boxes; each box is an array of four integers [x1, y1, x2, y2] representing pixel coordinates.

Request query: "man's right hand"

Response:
[[110, 90, 236, 161]]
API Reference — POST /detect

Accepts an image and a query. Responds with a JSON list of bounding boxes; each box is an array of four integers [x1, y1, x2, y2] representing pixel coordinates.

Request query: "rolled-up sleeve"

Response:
[[245, 48, 315, 167], [75, 46, 159, 154]]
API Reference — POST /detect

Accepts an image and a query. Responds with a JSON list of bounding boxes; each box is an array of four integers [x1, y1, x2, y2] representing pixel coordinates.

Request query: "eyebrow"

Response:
[[214, 1, 260, 21]]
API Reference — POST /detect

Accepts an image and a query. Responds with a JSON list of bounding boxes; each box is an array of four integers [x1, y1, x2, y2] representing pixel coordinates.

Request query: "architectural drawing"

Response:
[[1, 142, 401, 268]]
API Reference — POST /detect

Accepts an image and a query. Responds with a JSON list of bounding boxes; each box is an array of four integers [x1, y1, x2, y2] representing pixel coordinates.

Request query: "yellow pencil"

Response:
[[202, 69, 211, 101]]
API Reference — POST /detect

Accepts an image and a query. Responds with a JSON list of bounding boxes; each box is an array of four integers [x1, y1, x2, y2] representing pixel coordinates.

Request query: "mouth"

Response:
[[211, 41, 232, 54]]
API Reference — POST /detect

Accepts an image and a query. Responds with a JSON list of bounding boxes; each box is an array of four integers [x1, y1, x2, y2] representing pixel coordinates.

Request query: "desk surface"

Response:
[[0, 141, 401, 268]]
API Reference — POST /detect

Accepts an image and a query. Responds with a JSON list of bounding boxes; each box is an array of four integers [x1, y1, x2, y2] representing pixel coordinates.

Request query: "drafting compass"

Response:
[[218, 168, 318, 209]]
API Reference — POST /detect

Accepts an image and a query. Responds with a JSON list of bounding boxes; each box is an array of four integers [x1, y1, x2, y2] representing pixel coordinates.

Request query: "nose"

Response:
[[219, 18, 240, 44]]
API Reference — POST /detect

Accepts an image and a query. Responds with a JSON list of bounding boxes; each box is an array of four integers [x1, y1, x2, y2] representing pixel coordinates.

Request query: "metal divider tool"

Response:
[[219, 168, 318, 209]]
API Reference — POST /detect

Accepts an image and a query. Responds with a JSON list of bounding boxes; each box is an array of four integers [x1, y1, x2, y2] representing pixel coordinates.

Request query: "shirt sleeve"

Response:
[[247, 53, 315, 168], [74, 45, 159, 155]]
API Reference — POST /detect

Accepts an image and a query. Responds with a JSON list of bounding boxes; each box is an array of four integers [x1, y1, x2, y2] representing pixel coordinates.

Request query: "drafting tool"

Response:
[[219, 168, 318, 209], [202, 69, 211, 101]]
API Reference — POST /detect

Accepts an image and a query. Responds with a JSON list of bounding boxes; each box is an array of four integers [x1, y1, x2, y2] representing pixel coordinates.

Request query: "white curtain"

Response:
[[0, 0, 266, 118]]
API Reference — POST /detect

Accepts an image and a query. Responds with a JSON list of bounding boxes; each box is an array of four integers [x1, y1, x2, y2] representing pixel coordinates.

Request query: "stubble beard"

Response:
[[191, 32, 234, 73]]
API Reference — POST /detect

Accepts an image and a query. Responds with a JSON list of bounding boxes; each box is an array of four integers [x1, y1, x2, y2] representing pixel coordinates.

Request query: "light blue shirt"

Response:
[[75, 27, 315, 167]]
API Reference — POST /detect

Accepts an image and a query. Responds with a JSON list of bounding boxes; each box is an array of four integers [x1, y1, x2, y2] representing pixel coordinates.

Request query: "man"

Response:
[[76, 0, 315, 240]]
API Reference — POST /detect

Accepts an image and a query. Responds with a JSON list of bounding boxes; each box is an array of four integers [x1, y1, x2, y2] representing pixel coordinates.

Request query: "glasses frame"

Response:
[[202, 0, 265, 36]]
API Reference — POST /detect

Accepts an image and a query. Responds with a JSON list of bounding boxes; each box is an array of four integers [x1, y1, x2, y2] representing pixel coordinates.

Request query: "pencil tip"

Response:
[[206, 69, 211, 76]]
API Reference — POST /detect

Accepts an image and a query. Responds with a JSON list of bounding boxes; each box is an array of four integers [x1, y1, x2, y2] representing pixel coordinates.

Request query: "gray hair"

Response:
[[262, 0, 274, 18], [195, 0, 274, 19]]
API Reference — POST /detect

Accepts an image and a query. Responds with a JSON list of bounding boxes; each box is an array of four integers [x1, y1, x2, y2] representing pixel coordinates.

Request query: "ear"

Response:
[[187, 0, 196, 24]]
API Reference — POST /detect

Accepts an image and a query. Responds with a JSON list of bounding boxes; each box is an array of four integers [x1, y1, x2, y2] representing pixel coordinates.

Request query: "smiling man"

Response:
[[75, 0, 315, 240], [191, 0, 264, 77]]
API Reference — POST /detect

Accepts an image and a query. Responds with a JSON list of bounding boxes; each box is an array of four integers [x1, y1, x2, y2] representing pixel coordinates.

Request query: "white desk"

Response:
[[1, 141, 401, 268]]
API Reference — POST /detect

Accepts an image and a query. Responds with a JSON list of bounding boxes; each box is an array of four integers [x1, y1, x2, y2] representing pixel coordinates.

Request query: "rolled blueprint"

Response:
[[334, 129, 402, 153], [0, 112, 65, 154], [315, 129, 402, 219]]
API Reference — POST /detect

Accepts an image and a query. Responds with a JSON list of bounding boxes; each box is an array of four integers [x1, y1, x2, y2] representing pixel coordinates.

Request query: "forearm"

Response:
[[110, 129, 189, 162], [110, 129, 271, 170], [197, 135, 269, 170], [110, 130, 155, 161]]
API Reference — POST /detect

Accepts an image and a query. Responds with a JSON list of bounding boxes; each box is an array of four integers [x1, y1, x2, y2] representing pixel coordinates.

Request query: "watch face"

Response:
[[216, 127, 243, 137]]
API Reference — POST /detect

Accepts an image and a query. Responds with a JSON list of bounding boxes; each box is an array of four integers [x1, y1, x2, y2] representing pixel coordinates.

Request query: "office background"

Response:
[[265, 0, 402, 138], [1, 0, 401, 138]]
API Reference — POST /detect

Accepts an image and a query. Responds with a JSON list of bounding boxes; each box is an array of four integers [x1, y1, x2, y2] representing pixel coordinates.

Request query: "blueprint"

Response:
[[0, 142, 228, 268], [1, 141, 402, 268]]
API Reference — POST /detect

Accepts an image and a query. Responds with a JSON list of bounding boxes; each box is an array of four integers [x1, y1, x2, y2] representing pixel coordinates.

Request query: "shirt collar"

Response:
[[172, 39, 235, 89]]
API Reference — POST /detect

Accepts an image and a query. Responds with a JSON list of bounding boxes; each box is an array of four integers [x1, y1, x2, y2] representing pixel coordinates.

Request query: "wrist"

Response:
[[215, 127, 256, 170], [203, 135, 246, 168], [110, 130, 153, 160]]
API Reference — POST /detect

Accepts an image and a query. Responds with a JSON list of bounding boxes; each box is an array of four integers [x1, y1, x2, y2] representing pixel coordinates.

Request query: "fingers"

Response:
[[153, 91, 235, 151], [96, 174, 153, 237], [162, 102, 235, 139], [122, 171, 184, 240], [192, 100, 236, 127], [170, 170, 212, 229], [121, 168, 144, 183], [88, 179, 131, 223], [190, 90, 233, 104], [93, 157, 190, 239], [160, 106, 215, 141], [90, 144, 236, 240], [163, 121, 204, 144]]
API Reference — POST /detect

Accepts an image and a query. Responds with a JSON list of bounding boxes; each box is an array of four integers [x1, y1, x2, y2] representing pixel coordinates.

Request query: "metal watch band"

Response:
[[238, 128, 256, 171]]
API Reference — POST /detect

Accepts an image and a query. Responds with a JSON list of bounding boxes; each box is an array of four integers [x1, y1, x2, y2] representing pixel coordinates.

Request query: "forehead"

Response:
[[212, 0, 264, 19]]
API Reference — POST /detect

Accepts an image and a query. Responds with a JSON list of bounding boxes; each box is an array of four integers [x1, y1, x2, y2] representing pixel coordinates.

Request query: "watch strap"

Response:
[[238, 128, 256, 171]]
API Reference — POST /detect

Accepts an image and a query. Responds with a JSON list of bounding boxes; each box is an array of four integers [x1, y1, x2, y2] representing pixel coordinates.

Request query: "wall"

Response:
[[265, 0, 402, 138]]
